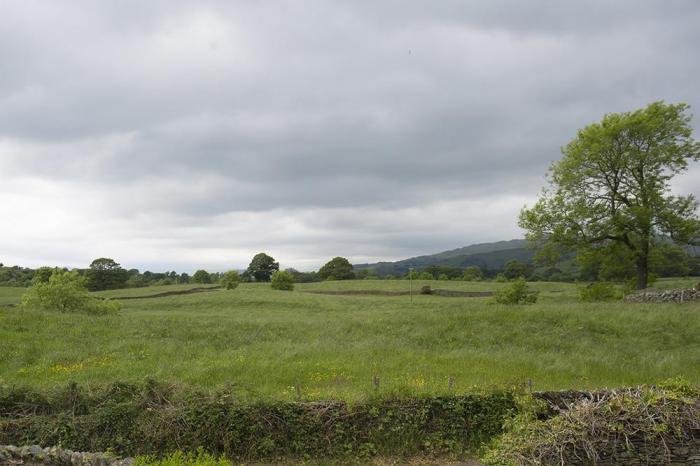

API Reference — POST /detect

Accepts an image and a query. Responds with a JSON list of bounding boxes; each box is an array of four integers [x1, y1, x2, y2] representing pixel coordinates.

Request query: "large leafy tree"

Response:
[[246, 253, 279, 282], [85, 257, 129, 291], [520, 102, 700, 290], [317, 256, 355, 280]]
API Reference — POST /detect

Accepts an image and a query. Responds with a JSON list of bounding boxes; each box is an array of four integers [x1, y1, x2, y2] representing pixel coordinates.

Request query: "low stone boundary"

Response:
[[106, 286, 222, 300], [624, 288, 700, 303], [305, 288, 494, 297], [0, 445, 133, 466]]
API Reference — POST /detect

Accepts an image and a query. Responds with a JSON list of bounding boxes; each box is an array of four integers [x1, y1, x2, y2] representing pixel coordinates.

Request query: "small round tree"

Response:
[[317, 257, 355, 280], [246, 253, 279, 282], [192, 269, 212, 284]]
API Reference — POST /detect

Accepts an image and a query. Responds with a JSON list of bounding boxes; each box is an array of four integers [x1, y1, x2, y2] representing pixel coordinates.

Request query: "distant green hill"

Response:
[[354, 240, 700, 278], [354, 239, 534, 277]]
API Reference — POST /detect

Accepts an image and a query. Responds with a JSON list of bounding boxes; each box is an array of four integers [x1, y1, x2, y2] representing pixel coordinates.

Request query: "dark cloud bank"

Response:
[[1, 1, 699, 271]]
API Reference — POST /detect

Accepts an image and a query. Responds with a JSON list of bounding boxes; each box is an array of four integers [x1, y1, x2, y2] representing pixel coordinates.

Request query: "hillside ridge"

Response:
[[354, 239, 532, 276]]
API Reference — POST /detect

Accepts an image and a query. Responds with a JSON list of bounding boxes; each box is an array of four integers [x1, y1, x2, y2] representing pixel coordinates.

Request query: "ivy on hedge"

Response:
[[0, 380, 517, 461]]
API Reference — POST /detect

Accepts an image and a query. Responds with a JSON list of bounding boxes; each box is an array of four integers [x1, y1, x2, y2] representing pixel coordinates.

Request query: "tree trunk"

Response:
[[635, 253, 648, 290]]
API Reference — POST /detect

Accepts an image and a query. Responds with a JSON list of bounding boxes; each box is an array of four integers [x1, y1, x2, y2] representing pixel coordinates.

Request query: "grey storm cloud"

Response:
[[1, 0, 700, 271]]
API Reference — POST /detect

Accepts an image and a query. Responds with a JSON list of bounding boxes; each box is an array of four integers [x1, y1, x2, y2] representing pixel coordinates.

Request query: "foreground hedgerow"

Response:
[[136, 449, 232, 466], [0, 380, 516, 461], [482, 380, 700, 465]]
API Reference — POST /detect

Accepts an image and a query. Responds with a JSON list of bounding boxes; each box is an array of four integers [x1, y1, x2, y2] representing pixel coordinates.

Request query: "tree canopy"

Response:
[[246, 253, 279, 282], [520, 102, 700, 289], [85, 258, 129, 291], [317, 256, 355, 280], [192, 269, 212, 284], [503, 260, 528, 280]]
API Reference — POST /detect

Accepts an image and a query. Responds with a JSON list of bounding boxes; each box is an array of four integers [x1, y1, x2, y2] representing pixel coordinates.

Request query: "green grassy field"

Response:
[[1, 278, 699, 401], [0, 286, 24, 306]]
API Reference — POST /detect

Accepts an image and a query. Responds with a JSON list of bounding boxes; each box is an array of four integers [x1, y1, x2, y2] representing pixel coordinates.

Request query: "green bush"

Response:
[[419, 285, 432, 295], [493, 273, 508, 283], [220, 271, 240, 290], [21, 270, 120, 315], [31, 266, 59, 285], [270, 270, 295, 291], [137, 449, 232, 466], [492, 279, 538, 305], [578, 282, 621, 302], [418, 271, 434, 280]]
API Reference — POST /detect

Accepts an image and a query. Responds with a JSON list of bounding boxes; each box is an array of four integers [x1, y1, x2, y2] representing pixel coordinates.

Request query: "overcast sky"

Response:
[[1, 1, 699, 272]]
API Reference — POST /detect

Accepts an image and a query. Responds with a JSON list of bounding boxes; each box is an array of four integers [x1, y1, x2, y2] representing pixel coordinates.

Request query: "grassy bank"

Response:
[[1, 279, 699, 400]]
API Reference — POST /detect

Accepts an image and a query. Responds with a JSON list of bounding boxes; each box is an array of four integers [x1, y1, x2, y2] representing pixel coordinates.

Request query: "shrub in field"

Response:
[[271, 270, 294, 291], [420, 285, 432, 295], [21, 270, 120, 315], [493, 273, 508, 282], [492, 278, 538, 305], [220, 270, 240, 290], [438, 273, 449, 280], [578, 282, 621, 302], [418, 271, 433, 280]]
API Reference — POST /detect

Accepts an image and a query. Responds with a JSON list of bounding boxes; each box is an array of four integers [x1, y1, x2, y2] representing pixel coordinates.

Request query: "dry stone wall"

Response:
[[624, 288, 700, 303], [587, 434, 700, 465], [0, 445, 133, 466], [531, 390, 700, 465]]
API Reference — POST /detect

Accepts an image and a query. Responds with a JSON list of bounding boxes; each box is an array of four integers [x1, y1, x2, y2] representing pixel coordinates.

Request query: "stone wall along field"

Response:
[[624, 288, 700, 303], [0, 445, 133, 465]]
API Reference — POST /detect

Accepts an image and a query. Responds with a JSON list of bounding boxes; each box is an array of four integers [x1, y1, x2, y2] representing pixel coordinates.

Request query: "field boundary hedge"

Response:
[[0, 381, 516, 462], [3, 383, 700, 464]]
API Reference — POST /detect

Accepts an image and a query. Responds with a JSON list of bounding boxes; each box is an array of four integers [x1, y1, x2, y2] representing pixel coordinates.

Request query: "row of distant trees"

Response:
[[2, 243, 699, 290]]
